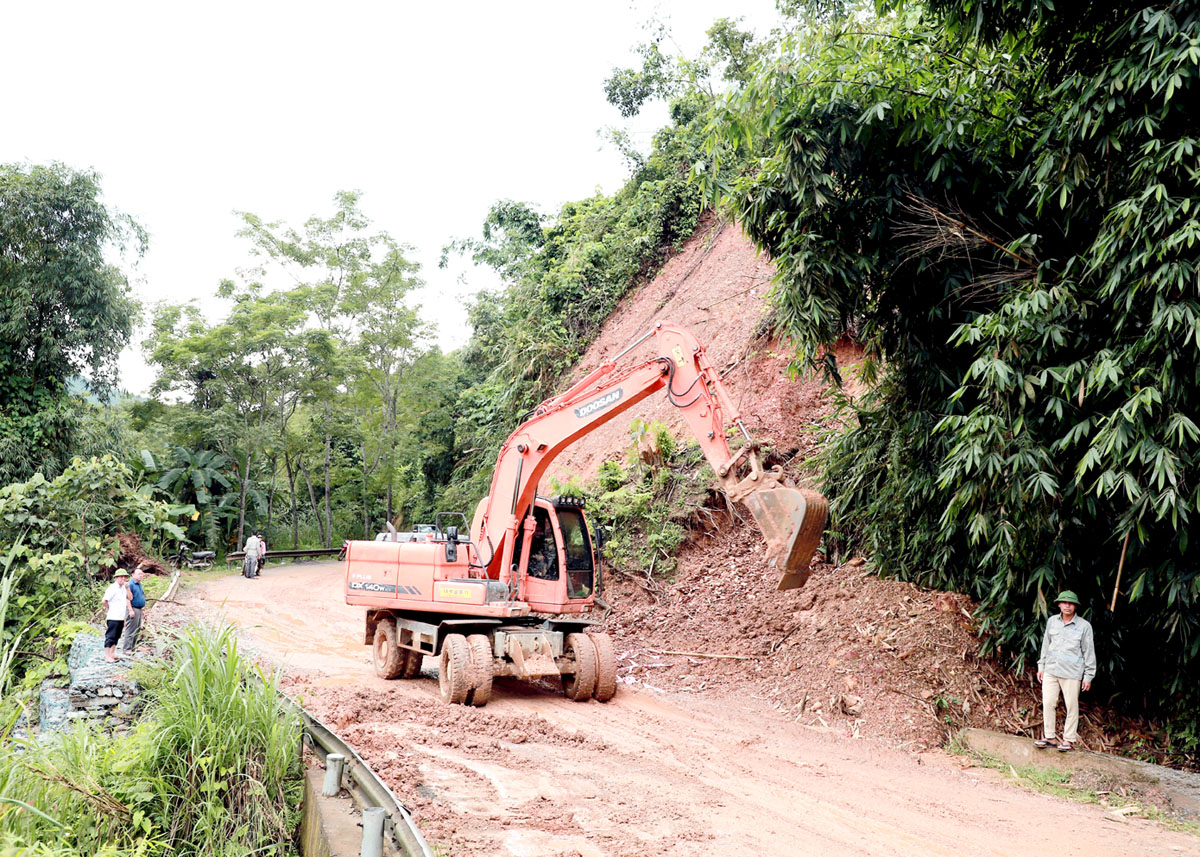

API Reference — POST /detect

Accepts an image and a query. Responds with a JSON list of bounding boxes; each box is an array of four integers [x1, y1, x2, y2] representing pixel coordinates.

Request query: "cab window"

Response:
[[556, 509, 594, 598], [518, 507, 559, 581]]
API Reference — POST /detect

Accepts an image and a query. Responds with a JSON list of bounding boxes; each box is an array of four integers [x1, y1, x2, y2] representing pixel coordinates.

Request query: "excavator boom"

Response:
[[346, 322, 831, 707], [471, 323, 828, 590]]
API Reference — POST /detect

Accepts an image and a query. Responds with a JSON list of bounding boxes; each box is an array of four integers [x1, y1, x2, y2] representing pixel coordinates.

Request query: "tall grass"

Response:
[[0, 625, 302, 856], [0, 538, 27, 700]]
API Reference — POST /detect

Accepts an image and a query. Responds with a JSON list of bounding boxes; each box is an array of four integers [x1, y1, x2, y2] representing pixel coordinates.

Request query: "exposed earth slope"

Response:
[[174, 219, 1199, 855], [546, 213, 858, 487]]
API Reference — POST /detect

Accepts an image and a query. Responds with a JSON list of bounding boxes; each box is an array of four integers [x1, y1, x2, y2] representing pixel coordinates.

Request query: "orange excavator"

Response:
[[344, 323, 828, 706]]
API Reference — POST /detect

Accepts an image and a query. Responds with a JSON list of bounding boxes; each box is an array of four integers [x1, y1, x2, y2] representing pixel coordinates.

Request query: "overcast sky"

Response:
[[2, 1, 782, 394]]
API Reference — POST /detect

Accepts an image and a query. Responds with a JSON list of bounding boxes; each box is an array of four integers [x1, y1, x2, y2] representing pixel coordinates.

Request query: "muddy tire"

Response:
[[400, 646, 423, 679], [439, 634, 472, 704], [562, 633, 597, 701], [465, 634, 494, 707], [372, 619, 405, 680], [587, 632, 618, 702]]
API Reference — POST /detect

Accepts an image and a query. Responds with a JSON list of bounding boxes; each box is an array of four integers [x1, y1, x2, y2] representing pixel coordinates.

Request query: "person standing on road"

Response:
[[120, 566, 147, 655], [242, 530, 263, 579], [1035, 590, 1096, 752], [102, 570, 132, 664]]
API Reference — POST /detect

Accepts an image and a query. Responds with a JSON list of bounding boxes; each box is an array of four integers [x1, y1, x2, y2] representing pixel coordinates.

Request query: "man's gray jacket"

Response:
[[1037, 614, 1097, 682]]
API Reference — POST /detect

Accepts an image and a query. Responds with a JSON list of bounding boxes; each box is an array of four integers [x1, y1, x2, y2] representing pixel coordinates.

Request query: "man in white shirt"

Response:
[[242, 530, 263, 578], [102, 570, 132, 663]]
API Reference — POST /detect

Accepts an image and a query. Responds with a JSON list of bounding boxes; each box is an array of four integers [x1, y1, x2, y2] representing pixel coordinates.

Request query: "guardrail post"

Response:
[[322, 753, 346, 796], [360, 806, 385, 857]]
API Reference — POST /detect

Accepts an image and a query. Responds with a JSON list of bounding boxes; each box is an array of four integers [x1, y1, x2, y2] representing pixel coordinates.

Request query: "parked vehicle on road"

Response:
[[171, 543, 215, 571]]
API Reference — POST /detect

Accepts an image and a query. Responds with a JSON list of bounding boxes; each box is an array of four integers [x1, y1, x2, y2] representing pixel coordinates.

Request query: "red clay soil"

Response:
[[179, 563, 1199, 857], [167, 219, 1199, 855], [546, 213, 861, 487], [601, 518, 1104, 755], [111, 531, 170, 578]]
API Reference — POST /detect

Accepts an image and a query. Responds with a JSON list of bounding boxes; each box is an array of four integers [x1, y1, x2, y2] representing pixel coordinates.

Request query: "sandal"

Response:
[[1034, 737, 1054, 749], [1057, 741, 1074, 752]]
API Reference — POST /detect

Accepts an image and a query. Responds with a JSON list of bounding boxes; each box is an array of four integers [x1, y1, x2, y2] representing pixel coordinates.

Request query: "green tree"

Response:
[[704, 0, 1200, 735], [147, 287, 304, 547], [155, 447, 234, 548], [234, 192, 392, 547], [145, 193, 436, 549], [341, 245, 426, 536], [0, 163, 141, 482]]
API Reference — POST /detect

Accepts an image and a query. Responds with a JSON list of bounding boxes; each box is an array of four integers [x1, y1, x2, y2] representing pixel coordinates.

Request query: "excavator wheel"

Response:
[[562, 633, 597, 702], [439, 634, 472, 705], [586, 632, 618, 702], [400, 646, 424, 679], [372, 619, 405, 680], [465, 634, 494, 707]]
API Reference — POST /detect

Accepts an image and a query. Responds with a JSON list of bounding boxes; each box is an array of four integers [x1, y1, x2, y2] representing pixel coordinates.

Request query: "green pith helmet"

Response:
[[1054, 590, 1080, 605]]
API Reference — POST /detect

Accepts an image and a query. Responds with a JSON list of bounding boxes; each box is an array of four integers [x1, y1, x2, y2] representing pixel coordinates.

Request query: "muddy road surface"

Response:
[[188, 562, 1199, 857]]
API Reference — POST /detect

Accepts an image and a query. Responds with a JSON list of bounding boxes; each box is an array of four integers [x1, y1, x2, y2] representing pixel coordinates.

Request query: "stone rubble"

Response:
[[38, 630, 144, 736]]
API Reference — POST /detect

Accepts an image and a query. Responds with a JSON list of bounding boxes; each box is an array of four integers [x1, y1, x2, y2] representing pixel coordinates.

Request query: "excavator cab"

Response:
[[514, 497, 595, 613]]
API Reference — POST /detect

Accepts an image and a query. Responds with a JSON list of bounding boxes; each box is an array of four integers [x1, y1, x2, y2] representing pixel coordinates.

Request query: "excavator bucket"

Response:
[[744, 487, 829, 591]]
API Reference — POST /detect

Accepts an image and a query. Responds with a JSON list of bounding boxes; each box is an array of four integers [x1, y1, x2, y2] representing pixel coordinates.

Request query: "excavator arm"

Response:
[[470, 323, 828, 591]]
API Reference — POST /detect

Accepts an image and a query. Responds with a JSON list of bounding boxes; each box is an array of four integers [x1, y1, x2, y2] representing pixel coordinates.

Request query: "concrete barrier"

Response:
[[961, 727, 1200, 820]]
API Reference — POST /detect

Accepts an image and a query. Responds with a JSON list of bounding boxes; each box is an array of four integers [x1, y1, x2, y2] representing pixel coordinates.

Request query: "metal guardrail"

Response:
[[281, 696, 434, 857], [156, 565, 428, 854], [226, 548, 343, 566]]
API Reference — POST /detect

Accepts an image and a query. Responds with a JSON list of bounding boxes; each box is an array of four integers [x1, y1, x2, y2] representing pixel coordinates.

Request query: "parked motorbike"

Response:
[[171, 543, 215, 571]]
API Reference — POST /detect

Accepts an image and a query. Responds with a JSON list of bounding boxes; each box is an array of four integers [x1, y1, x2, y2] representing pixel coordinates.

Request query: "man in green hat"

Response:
[[1035, 590, 1096, 752]]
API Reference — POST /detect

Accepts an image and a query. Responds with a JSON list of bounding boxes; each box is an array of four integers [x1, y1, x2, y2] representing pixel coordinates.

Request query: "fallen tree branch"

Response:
[[771, 623, 805, 653], [646, 648, 756, 661]]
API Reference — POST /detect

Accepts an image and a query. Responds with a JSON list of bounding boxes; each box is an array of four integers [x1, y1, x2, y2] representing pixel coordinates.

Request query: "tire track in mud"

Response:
[[183, 562, 1200, 857]]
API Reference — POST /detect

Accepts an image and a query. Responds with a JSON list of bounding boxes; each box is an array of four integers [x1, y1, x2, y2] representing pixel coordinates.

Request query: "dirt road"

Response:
[[188, 562, 1199, 857]]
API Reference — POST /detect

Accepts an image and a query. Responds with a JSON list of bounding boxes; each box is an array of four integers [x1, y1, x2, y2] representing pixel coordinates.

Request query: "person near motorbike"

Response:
[[242, 530, 263, 578]]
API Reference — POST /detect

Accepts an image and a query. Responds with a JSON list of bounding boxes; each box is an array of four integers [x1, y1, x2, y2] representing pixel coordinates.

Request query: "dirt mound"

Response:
[[546, 214, 861, 487], [113, 532, 170, 577], [599, 514, 1119, 754]]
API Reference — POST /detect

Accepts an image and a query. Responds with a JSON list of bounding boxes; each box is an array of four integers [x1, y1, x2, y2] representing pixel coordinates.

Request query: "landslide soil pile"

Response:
[[546, 213, 861, 486], [549, 216, 1117, 753], [600, 532, 1048, 753]]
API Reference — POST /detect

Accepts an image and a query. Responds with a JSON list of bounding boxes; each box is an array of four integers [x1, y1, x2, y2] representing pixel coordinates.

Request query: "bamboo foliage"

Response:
[[704, 0, 1200, 738]]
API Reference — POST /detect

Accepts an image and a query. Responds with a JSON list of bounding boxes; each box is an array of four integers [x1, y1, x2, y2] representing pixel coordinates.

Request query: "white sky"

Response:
[[2, 1, 782, 395]]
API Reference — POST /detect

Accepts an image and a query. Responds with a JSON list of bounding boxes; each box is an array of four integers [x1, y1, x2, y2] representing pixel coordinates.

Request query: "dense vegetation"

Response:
[[702, 0, 1200, 747], [0, 626, 301, 855], [0, 164, 140, 485], [0, 457, 186, 694], [2, 0, 1198, 776]]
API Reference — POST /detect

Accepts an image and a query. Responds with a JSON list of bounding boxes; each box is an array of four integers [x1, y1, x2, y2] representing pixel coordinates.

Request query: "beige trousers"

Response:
[[1042, 673, 1082, 742]]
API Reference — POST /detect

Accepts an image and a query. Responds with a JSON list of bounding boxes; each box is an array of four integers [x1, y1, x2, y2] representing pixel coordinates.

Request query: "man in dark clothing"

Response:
[[527, 520, 558, 580], [120, 566, 147, 655]]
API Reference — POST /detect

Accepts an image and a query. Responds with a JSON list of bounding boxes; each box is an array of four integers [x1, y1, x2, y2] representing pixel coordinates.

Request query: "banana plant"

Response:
[[156, 447, 235, 549]]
